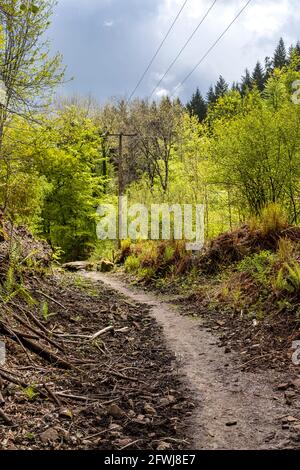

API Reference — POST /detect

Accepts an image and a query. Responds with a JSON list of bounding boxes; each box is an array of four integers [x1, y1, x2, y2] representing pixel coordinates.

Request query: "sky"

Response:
[[48, 0, 300, 104]]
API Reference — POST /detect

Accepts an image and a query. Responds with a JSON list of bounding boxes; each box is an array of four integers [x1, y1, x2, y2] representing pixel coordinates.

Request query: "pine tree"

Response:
[[207, 85, 216, 106], [240, 69, 252, 95], [264, 56, 273, 79], [231, 82, 241, 93], [186, 88, 207, 122], [273, 37, 287, 69], [288, 42, 300, 69], [252, 61, 265, 92], [214, 75, 229, 100]]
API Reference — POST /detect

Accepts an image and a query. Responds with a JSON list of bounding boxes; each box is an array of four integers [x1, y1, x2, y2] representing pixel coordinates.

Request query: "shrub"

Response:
[[237, 250, 276, 285], [259, 203, 288, 235], [118, 239, 132, 263], [274, 261, 300, 294], [124, 255, 140, 273], [277, 237, 295, 262]]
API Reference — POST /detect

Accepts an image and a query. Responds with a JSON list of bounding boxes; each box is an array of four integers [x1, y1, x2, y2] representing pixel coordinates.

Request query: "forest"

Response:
[[1, 0, 300, 456]]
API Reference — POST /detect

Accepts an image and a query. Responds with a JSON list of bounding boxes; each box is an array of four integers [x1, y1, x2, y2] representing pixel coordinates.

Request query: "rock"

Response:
[[286, 416, 297, 423], [285, 390, 296, 405], [136, 414, 145, 422], [107, 404, 124, 418], [115, 438, 132, 448], [159, 398, 170, 407], [97, 259, 114, 273], [62, 261, 94, 272], [292, 378, 300, 389], [40, 428, 59, 444], [157, 441, 172, 450], [109, 423, 123, 433], [159, 395, 176, 407], [144, 403, 157, 415]]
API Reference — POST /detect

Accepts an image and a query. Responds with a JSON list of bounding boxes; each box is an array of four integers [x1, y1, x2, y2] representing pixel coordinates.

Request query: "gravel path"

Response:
[[85, 272, 300, 450]]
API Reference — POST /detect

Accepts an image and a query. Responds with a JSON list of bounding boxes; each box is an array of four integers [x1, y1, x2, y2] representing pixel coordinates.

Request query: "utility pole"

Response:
[[101, 132, 137, 248]]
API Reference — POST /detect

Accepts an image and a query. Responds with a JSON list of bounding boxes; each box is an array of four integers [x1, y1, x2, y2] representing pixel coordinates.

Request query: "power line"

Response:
[[172, 0, 254, 98], [127, 0, 189, 102], [149, 0, 219, 100]]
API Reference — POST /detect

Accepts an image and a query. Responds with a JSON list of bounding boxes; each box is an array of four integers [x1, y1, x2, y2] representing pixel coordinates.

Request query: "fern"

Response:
[[274, 261, 300, 294]]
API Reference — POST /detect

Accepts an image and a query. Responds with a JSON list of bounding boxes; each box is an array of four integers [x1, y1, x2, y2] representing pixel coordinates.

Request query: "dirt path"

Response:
[[84, 272, 298, 450]]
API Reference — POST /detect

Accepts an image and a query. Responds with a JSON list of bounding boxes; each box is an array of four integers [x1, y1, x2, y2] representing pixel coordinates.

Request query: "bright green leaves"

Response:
[[20, 2, 39, 14], [30, 4, 39, 14]]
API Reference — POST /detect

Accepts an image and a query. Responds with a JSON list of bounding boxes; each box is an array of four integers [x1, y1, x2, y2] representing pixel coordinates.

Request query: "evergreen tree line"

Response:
[[186, 37, 300, 122]]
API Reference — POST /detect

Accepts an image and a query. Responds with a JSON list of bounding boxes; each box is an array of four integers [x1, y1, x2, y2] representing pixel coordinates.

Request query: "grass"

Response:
[[120, 240, 192, 282]]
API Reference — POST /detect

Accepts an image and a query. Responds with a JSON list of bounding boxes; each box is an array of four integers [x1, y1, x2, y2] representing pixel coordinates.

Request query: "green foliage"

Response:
[[41, 301, 49, 321], [124, 255, 140, 273], [212, 68, 300, 219], [122, 240, 190, 282], [186, 87, 207, 122], [274, 261, 300, 294], [260, 204, 288, 235], [22, 385, 39, 401], [3, 104, 112, 261], [237, 251, 276, 286], [277, 238, 295, 262]]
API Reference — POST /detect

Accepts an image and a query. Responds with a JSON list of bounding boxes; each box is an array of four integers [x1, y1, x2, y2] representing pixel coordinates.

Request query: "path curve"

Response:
[[84, 272, 292, 450]]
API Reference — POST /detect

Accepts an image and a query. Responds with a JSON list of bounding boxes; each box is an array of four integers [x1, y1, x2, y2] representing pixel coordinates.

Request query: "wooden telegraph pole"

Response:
[[101, 132, 137, 248]]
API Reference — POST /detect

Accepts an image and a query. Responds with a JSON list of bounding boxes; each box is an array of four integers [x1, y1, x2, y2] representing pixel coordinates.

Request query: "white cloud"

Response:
[[155, 87, 170, 98], [104, 20, 114, 27], [148, 0, 300, 96], [50, 0, 300, 102]]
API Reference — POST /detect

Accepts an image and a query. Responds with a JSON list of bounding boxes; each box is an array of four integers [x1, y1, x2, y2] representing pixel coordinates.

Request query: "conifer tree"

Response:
[[214, 75, 229, 100], [240, 69, 252, 95], [231, 82, 241, 93], [264, 56, 273, 79], [252, 62, 265, 92], [206, 85, 216, 106], [186, 87, 207, 122], [273, 37, 287, 69]]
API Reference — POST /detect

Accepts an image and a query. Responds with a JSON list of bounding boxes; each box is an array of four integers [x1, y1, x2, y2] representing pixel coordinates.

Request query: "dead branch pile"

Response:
[[197, 225, 300, 273], [0, 220, 191, 449]]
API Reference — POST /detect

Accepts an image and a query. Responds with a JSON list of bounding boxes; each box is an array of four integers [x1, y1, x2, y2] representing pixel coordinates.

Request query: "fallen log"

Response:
[[0, 321, 73, 370], [12, 311, 64, 353], [0, 409, 13, 425]]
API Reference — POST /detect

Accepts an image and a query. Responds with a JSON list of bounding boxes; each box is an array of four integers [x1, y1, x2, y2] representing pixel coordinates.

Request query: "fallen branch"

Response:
[[57, 325, 115, 341], [0, 369, 48, 399], [0, 369, 63, 406], [43, 383, 61, 406], [12, 311, 64, 353], [0, 409, 13, 426], [0, 322, 73, 370], [110, 371, 147, 385], [35, 290, 67, 310], [56, 392, 98, 402], [90, 326, 114, 341], [12, 302, 55, 337]]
